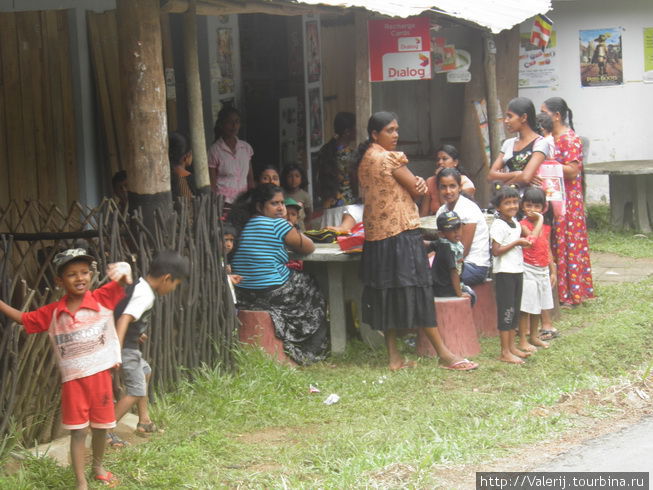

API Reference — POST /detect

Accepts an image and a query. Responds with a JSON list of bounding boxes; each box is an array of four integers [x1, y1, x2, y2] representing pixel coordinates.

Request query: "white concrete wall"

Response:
[[518, 0, 653, 203]]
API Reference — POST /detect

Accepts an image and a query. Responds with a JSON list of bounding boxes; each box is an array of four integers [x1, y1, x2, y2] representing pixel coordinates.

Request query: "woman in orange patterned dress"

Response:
[[357, 111, 478, 371]]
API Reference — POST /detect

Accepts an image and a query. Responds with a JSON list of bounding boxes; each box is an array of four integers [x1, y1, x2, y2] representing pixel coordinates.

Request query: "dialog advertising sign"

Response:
[[368, 17, 431, 82]]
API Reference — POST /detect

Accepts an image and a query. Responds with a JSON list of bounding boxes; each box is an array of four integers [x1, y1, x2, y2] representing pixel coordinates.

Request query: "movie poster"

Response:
[[308, 87, 322, 149], [216, 28, 235, 94], [305, 20, 321, 83], [518, 29, 558, 89], [579, 28, 623, 87]]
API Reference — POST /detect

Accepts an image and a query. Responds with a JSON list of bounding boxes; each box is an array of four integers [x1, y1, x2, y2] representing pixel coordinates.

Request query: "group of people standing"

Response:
[[178, 94, 594, 371]]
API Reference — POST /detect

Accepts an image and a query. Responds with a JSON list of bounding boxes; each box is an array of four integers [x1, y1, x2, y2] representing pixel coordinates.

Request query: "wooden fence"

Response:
[[0, 196, 237, 447]]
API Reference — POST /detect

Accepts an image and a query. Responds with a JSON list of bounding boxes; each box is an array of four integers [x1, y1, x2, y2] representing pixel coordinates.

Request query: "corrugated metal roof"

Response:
[[297, 0, 552, 33]]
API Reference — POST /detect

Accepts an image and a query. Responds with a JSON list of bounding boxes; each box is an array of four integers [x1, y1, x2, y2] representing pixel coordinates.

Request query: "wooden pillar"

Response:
[[483, 33, 501, 161], [160, 12, 178, 132], [116, 0, 171, 226], [183, 0, 211, 193], [354, 10, 371, 143]]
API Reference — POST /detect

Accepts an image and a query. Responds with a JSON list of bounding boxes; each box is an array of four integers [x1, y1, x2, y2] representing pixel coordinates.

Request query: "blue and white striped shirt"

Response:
[[232, 215, 293, 289]]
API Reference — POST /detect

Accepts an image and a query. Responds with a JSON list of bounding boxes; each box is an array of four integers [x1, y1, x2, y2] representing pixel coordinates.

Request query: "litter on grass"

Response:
[[324, 394, 340, 405], [309, 384, 321, 393]]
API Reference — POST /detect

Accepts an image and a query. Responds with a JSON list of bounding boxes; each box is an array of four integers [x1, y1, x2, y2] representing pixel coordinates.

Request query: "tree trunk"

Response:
[[116, 0, 171, 228]]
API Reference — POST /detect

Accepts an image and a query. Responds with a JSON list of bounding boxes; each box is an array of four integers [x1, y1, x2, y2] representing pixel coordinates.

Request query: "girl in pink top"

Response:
[[208, 107, 254, 205]]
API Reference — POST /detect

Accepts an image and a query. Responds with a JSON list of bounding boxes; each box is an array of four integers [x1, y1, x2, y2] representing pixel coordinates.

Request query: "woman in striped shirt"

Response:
[[230, 184, 328, 365]]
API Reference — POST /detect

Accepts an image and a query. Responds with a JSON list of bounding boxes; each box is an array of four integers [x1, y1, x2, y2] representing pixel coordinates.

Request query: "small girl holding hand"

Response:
[[518, 187, 556, 351], [490, 185, 533, 364]]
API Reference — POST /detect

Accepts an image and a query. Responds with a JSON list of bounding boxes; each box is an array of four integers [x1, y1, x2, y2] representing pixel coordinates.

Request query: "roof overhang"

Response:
[[161, 0, 552, 33]]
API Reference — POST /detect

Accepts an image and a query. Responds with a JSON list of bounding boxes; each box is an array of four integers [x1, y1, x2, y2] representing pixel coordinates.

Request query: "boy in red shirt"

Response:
[[0, 248, 132, 489]]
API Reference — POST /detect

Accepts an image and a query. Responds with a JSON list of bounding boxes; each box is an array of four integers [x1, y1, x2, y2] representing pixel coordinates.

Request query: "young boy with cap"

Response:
[[428, 210, 475, 303], [0, 248, 132, 489]]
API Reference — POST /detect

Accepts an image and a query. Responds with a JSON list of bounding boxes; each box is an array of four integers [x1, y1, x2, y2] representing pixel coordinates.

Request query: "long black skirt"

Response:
[[236, 271, 329, 365], [361, 228, 435, 331]]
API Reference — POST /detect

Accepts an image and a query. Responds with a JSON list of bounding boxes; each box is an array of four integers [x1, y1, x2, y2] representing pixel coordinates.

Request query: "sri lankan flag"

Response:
[[530, 14, 553, 50]]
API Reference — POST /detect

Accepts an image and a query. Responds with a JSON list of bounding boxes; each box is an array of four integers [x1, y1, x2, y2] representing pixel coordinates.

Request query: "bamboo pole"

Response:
[[354, 10, 371, 144], [182, 1, 211, 193], [483, 33, 502, 162]]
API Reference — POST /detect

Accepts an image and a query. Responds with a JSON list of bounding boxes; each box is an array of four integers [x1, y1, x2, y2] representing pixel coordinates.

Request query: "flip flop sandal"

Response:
[[441, 359, 479, 371], [137, 422, 163, 434], [94, 470, 119, 487], [106, 432, 128, 449], [539, 329, 560, 341]]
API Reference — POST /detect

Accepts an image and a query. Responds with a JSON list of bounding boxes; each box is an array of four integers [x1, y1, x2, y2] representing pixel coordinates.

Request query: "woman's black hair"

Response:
[[280, 163, 308, 191], [543, 97, 574, 131], [536, 112, 553, 136], [333, 112, 355, 136], [436, 144, 460, 161], [507, 97, 538, 133], [229, 183, 284, 232], [213, 105, 241, 142], [436, 167, 462, 187], [355, 111, 398, 167], [169, 131, 190, 167], [491, 184, 520, 208]]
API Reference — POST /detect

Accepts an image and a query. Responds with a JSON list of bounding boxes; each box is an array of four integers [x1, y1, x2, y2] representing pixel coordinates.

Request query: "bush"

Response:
[[586, 204, 610, 230]]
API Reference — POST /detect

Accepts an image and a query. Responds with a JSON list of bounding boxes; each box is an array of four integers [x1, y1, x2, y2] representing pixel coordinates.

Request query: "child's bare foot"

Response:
[[499, 352, 525, 364], [75, 479, 88, 490], [529, 336, 549, 348], [510, 346, 532, 358], [518, 341, 537, 353]]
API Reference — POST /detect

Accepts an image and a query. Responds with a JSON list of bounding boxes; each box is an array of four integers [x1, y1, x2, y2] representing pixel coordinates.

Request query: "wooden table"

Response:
[[585, 160, 653, 233], [294, 243, 383, 353]]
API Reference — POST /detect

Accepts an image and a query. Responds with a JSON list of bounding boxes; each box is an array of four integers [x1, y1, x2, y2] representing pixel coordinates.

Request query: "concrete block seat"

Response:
[[416, 296, 481, 358], [471, 279, 498, 337], [237, 310, 296, 365]]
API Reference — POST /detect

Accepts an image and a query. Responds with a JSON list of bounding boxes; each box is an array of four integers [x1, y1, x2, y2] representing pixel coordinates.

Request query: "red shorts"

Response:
[[61, 370, 116, 430]]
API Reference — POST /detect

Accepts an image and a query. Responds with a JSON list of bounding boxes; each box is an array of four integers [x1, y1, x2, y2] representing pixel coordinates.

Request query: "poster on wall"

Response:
[[368, 17, 431, 82], [308, 87, 323, 148], [579, 28, 623, 87], [305, 20, 321, 83], [279, 97, 299, 167], [644, 27, 653, 83], [217, 27, 235, 95], [518, 29, 558, 89]]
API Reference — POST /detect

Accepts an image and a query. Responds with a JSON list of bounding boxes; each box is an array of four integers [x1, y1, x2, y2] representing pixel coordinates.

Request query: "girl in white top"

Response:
[[490, 185, 533, 365], [488, 97, 547, 188], [435, 168, 490, 285]]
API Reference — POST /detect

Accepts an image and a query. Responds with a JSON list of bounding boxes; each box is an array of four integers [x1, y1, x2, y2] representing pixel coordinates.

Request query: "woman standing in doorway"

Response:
[[541, 97, 595, 306], [357, 111, 478, 372], [208, 107, 254, 210]]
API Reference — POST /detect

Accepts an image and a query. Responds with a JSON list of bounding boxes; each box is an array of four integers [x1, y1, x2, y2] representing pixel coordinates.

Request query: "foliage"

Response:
[[3, 279, 653, 488]]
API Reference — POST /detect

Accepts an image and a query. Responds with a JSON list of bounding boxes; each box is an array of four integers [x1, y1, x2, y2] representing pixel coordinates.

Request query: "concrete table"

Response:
[[294, 243, 383, 354], [585, 160, 653, 233]]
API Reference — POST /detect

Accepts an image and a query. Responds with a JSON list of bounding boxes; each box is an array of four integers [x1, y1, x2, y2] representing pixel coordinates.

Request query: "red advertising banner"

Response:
[[368, 17, 431, 82]]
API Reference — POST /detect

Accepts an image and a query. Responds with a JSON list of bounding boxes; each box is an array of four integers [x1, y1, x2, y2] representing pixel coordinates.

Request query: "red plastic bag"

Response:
[[337, 222, 365, 252]]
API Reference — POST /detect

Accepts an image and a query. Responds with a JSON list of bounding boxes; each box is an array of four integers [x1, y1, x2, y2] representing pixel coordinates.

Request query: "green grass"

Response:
[[587, 204, 653, 258], [2, 278, 653, 489]]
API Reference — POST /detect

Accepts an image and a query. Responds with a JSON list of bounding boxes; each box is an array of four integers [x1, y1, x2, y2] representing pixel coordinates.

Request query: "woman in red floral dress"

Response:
[[542, 97, 595, 306]]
